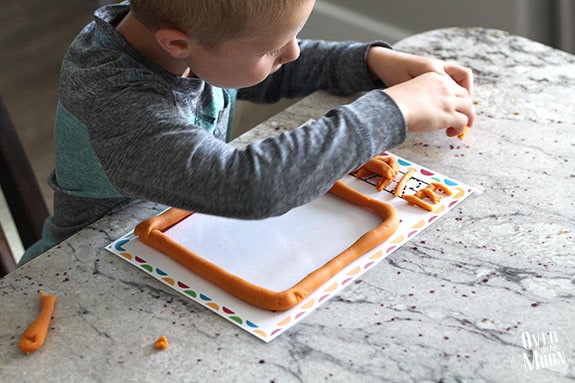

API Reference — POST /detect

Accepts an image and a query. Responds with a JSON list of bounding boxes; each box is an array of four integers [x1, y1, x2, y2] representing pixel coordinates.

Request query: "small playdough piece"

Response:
[[427, 182, 453, 197], [457, 126, 470, 140], [154, 335, 169, 350], [393, 168, 416, 197], [446, 126, 470, 140], [354, 155, 399, 191], [403, 195, 436, 212], [19, 290, 57, 354], [404, 182, 453, 212], [135, 180, 399, 311]]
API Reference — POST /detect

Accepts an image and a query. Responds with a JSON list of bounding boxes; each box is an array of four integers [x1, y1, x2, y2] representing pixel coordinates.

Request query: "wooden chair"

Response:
[[0, 95, 49, 277]]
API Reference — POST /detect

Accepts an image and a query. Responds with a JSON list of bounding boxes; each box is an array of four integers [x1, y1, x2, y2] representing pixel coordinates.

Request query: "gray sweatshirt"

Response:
[[20, 2, 406, 264]]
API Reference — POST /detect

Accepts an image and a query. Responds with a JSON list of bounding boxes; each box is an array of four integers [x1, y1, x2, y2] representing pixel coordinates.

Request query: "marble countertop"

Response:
[[1, 28, 574, 383]]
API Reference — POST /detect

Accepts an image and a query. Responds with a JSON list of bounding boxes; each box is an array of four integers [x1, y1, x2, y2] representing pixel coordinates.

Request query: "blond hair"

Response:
[[130, 0, 310, 50]]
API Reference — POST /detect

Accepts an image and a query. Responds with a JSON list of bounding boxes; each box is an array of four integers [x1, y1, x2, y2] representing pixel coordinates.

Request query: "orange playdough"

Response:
[[394, 168, 416, 197], [404, 182, 453, 212], [457, 126, 470, 140], [355, 155, 399, 191], [154, 335, 169, 350], [403, 194, 436, 211], [135, 180, 399, 311], [19, 290, 57, 354]]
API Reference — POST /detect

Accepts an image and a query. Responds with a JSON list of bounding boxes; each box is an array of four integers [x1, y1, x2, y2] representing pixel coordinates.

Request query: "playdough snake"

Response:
[[19, 290, 56, 354], [393, 167, 416, 197]]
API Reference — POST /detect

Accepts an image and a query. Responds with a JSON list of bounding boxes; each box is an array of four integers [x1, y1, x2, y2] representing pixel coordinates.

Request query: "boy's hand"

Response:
[[383, 72, 475, 136], [367, 47, 474, 95], [367, 47, 475, 135]]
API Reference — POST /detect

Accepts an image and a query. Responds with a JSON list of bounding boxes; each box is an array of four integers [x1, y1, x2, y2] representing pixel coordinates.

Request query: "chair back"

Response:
[[0, 95, 49, 276]]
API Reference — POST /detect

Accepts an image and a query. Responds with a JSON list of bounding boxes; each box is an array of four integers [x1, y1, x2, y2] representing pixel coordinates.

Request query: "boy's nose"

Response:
[[279, 38, 300, 64]]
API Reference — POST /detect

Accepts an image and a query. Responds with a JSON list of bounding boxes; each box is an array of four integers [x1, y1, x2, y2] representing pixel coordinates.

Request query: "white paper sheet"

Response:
[[164, 193, 382, 292]]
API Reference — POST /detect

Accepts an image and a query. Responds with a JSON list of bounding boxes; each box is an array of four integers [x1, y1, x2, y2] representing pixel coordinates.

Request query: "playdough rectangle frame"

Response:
[[134, 180, 399, 311]]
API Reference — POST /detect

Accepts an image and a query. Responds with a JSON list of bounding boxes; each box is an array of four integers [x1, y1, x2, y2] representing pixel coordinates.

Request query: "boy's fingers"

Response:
[[450, 81, 476, 127], [445, 113, 469, 137], [448, 77, 472, 98], [445, 127, 461, 137], [438, 72, 470, 99], [466, 106, 476, 127], [444, 65, 474, 95], [460, 96, 476, 127], [443, 98, 474, 137], [454, 98, 475, 127]]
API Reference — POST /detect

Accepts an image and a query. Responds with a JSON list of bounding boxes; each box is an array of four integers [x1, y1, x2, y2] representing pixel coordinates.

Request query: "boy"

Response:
[[20, 0, 475, 265]]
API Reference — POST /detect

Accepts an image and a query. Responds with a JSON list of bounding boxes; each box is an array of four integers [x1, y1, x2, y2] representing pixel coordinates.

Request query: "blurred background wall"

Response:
[[305, 0, 573, 52], [234, 0, 575, 135]]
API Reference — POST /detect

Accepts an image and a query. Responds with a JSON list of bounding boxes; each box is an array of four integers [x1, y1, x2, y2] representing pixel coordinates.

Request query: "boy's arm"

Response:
[[237, 40, 475, 133], [90, 85, 406, 219], [237, 39, 391, 103]]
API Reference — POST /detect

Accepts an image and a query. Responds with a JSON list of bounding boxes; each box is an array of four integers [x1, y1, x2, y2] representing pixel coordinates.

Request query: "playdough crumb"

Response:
[[154, 335, 169, 350]]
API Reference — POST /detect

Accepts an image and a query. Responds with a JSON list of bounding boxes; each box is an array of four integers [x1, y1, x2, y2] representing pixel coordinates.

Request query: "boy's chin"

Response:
[[207, 68, 281, 89], [237, 72, 280, 89]]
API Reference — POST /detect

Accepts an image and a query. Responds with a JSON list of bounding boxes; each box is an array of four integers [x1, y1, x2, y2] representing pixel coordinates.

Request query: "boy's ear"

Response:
[[155, 28, 193, 59]]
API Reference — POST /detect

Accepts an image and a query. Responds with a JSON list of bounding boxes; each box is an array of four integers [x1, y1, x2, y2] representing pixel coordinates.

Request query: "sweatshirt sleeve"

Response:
[[237, 39, 391, 104], [90, 84, 406, 220]]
